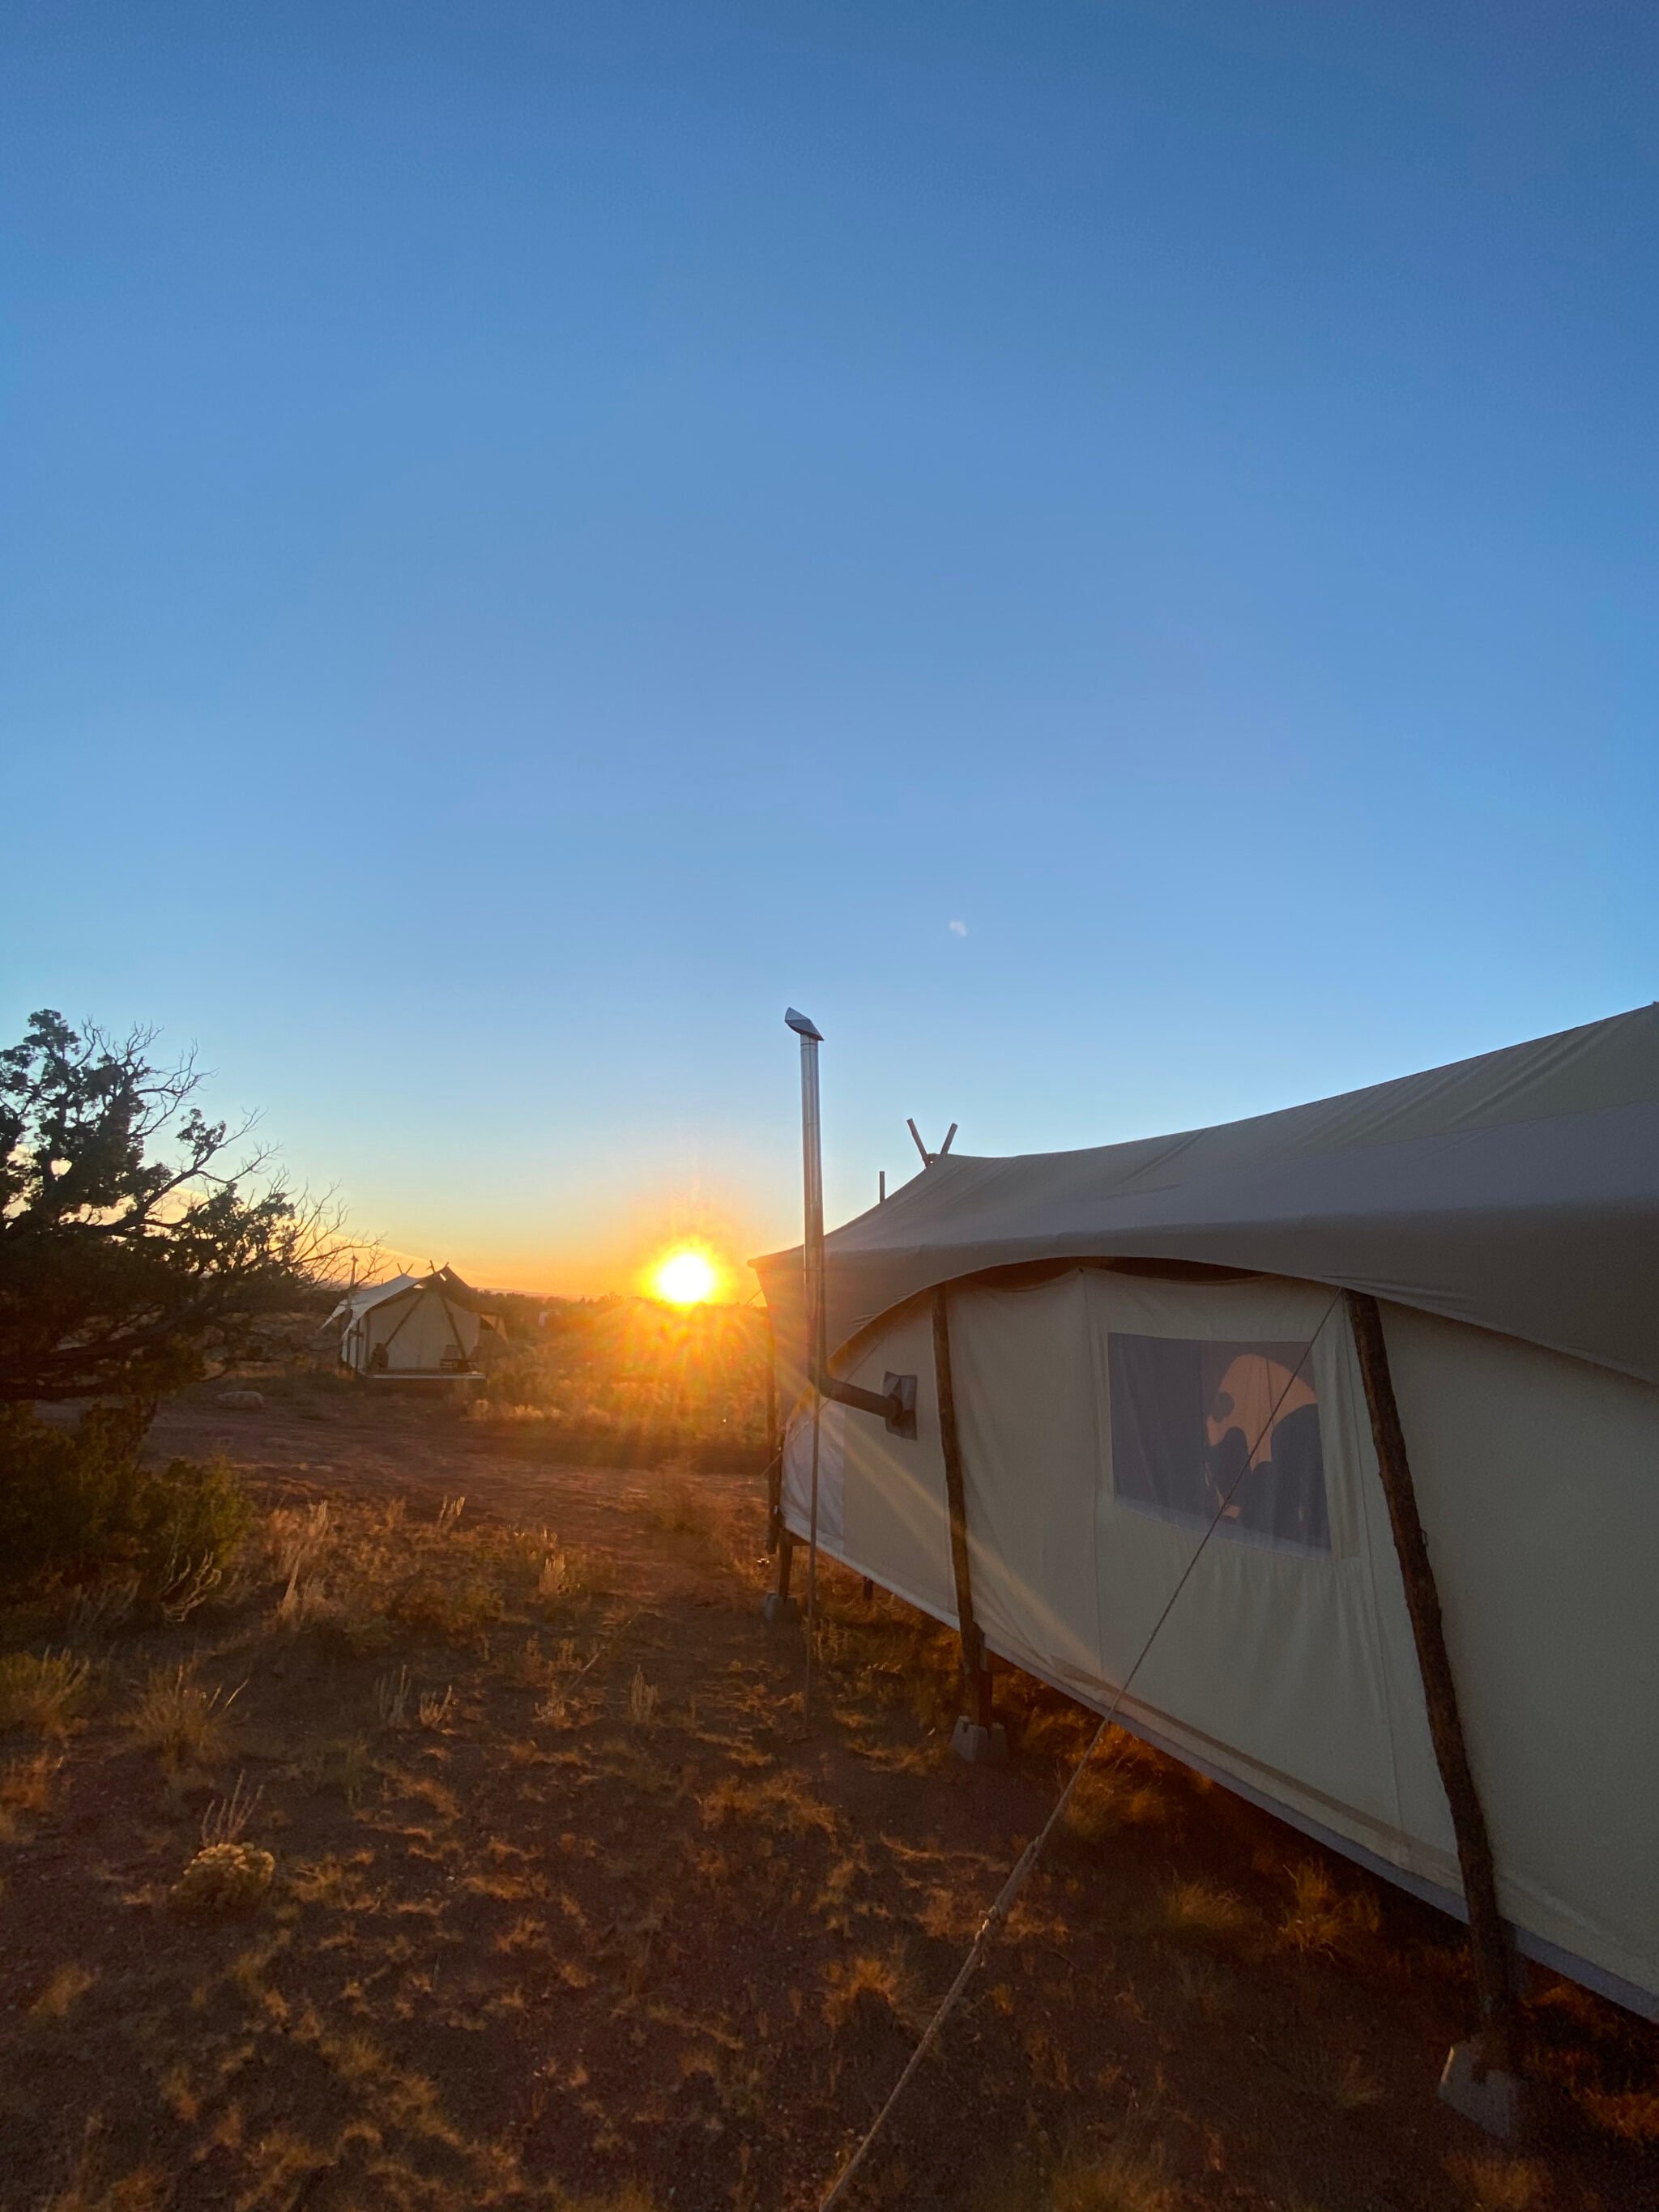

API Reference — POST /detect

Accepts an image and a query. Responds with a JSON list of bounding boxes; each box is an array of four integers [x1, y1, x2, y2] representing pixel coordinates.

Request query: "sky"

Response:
[[4, 1, 1655, 1296]]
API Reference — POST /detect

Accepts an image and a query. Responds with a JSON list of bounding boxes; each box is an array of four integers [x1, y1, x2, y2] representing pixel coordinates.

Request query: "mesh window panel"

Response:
[[1107, 1335, 1330, 1554]]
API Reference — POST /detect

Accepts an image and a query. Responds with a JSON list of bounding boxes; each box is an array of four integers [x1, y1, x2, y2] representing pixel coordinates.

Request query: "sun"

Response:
[[651, 1247, 719, 1306]]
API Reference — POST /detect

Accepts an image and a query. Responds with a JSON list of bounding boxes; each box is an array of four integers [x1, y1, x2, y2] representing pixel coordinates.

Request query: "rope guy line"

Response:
[[817, 1294, 1343, 2210]]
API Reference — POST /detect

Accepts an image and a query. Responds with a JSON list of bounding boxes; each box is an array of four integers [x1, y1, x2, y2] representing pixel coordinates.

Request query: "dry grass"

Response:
[[31, 1963, 98, 2019], [1158, 1876, 1256, 1946], [1168, 1952, 1238, 2024], [1574, 2085, 1659, 2144], [201, 1771, 263, 1848], [1, 1449, 1650, 2212], [36, 2138, 167, 2212], [1275, 2039, 1384, 2110], [375, 1662, 414, 1727], [62, 1579, 139, 1643], [0, 1647, 96, 1737], [1063, 1754, 1171, 1843], [699, 1770, 838, 1839], [821, 1949, 915, 2032], [418, 1685, 457, 1732], [536, 1542, 591, 1600], [0, 1747, 63, 1820], [979, 2137, 1176, 2212], [627, 1666, 659, 1729], [643, 1471, 720, 1540], [301, 1733, 374, 1802], [1277, 1859, 1380, 1961], [126, 1661, 241, 1771], [1448, 2153, 1546, 2210], [553, 2188, 662, 2212]]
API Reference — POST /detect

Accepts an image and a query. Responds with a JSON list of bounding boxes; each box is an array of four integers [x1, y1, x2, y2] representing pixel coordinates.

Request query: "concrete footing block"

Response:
[[951, 1717, 1009, 1766], [1438, 2043, 1525, 2141], [760, 1593, 800, 1626]]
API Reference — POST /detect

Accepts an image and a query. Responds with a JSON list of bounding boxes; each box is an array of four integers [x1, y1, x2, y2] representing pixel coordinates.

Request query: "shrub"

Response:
[[0, 1404, 249, 1595], [173, 1842, 275, 1913]]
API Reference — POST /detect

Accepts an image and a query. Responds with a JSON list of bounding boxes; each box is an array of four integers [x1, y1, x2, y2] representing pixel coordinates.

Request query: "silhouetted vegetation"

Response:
[[0, 1401, 250, 1596], [475, 1294, 771, 1455], [0, 1008, 339, 1405]]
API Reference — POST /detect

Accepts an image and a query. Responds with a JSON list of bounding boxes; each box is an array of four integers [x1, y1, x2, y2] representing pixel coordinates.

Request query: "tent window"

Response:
[[1107, 1335, 1330, 1554]]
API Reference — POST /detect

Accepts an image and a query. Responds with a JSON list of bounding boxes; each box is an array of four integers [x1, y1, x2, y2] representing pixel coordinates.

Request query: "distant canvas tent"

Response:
[[753, 1005, 1659, 2021], [324, 1266, 503, 1383]]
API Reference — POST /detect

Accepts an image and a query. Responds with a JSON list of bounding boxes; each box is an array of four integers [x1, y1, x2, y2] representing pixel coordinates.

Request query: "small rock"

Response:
[[216, 1389, 265, 1411]]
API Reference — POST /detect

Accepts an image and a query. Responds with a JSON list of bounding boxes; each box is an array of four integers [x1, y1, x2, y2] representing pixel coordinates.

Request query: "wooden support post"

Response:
[[1346, 1290, 1520, 2086], [763, 1314, 782, 1553], [932, 1286, 996, 1735], [761, 1526, 799, 1626]]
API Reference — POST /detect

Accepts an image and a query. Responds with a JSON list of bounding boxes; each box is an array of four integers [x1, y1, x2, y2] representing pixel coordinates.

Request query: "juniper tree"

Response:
[[0, 1008, 338, 1403]]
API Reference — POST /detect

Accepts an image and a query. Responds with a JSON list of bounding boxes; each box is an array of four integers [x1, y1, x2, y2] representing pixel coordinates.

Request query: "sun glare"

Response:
[[651, 1247, 719, 1306]]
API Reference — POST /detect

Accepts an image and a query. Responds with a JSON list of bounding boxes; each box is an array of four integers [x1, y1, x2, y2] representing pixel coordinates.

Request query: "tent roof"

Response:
[[323, 1273, 420, 1330], [324, 1266, 501, 1332], [753, 1004, 1659, 1387]]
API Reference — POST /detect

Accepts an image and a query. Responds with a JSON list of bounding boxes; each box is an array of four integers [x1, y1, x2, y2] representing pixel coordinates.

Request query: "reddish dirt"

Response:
[[0, 1389, 1653, 2212]]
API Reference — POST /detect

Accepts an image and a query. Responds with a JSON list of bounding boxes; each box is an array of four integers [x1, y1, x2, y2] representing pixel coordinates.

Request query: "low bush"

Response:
[[172, 1842, 275, 1914], [0, 1404, 250, 1595]]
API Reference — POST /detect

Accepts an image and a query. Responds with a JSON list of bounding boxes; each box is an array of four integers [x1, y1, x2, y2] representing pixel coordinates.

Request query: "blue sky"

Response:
[[4, 1, 1654, 1292]]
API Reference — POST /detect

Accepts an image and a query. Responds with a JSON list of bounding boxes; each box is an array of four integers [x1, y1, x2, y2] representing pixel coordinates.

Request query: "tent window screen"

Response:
[[1107, 1336, 1330, 1553]]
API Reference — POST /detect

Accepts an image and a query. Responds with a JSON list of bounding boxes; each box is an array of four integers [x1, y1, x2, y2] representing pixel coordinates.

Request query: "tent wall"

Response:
[[778, 1268, 1659, 2017], [354, 1290, 481, 1375], [1382, 1304, 1659, 2013]]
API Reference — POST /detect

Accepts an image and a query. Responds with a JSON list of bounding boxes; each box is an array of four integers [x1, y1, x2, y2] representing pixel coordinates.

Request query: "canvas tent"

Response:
[[753, 1005, 1659, 2020], [325, 1266, 502, 1383]]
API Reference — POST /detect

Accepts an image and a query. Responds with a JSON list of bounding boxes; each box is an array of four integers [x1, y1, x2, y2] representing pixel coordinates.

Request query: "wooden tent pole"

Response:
[[1346, 1290, 1519, 2078], [932, 1287, 993, 1730], [763, 1310, 782, 1554]]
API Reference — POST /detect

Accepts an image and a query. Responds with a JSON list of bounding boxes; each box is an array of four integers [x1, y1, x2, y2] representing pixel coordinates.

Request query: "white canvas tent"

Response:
[[324, 1267, 501, 1383], [753, 1005, 1659, 2020]]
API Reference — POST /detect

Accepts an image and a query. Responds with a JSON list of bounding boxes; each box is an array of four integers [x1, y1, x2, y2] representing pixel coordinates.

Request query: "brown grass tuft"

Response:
[[0, 1747, 63, 1821], [1573, 2084, 1659, 2143], [31, 1963, 97, 2019], [979, 2137, 1175, 2212], [37, 2141, 167, 2212], [821, 1949, 915, 2032], [1158, 1876, 1254, 1945], [201, 1771, 263, 1848], [126, 1661, 240, 1771], [626, 1666, 659, 1729], [1063, 1757, 1170, 1843], [1448, 2153, 1546, 2210], [700, 1771, 838, 1839], [1276, 2039, 1384, 2109], [0, 1648, 96, 1737], [1277, 1859, 1380, 1960]]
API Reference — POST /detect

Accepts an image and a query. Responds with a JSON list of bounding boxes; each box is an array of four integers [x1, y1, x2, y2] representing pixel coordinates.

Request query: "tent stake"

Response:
[[932, 1286, 1003, 1761], [1346, 1290, 1523, 2127]]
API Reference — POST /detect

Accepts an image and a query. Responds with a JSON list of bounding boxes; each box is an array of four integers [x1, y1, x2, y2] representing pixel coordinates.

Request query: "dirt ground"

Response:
[[0, 1387, 1654, 2212]]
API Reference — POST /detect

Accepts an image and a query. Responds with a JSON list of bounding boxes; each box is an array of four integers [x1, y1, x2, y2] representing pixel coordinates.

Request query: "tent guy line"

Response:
[[761, 999, 1659, 2148], [816, 1298, 1342, 2212]]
